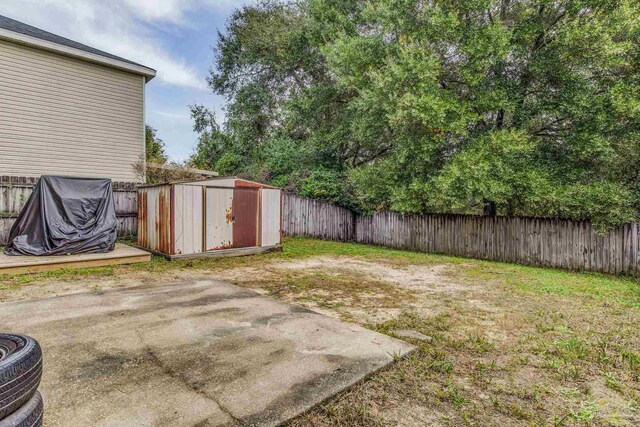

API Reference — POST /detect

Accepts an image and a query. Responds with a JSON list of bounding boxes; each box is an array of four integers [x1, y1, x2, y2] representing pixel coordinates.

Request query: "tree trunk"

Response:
[[483, 199, 497, 216]]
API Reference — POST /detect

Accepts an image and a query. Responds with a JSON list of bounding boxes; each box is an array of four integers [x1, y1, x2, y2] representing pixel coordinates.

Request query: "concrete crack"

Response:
[[134, 329, 242, 425]]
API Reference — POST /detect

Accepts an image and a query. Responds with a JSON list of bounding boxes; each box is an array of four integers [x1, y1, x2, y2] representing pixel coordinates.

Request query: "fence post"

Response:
[[279, 193, 637, 276]]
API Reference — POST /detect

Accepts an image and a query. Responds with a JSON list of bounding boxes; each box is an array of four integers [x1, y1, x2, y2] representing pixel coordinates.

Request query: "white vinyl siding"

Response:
[[0, 39, 144, 182]]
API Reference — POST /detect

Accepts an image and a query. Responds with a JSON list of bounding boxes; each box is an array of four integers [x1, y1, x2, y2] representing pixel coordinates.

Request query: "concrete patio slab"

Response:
[[0, 279, 413, 426]]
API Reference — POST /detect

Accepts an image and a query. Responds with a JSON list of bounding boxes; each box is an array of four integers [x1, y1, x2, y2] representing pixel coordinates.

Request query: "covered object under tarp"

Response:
[[4, 176, 117, 256]]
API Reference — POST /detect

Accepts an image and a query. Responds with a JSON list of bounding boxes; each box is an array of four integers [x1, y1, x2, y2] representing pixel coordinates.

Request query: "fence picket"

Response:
[[3, 186, 637, 275], [281, 193, 639, 275]]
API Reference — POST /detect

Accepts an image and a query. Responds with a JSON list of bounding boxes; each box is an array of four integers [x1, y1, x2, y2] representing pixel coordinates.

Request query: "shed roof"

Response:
[[0, 14, 156, 80], [137, 177, 278, 190]]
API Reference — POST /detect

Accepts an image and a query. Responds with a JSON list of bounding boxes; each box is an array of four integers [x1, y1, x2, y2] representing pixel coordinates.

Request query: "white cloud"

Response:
[[0, 0, 227, 90], [122, 0, 253, 24], [151, 110, 192, 121], [121, 0, 193, 24]]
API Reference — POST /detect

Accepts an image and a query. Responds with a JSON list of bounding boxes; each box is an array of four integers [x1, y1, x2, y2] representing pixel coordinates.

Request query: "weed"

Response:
[[439, 381, 469, 406], [503, 402, 532, 420], [3, 237, 640, 427], [465, 335, 495, 354], [429, 358, 454, 373], [603, 372, 624, 393], [572, 401, 599, 422]]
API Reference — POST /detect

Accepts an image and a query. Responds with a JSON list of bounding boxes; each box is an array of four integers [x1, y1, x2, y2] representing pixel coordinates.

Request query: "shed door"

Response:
[[205, 187, 234, 250], [173, 184, 203, 255], [232, 188, 259, 248], [260, 189, 281, 247]]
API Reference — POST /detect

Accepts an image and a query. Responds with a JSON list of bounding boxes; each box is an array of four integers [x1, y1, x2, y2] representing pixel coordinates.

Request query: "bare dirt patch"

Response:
[[206, 256, 469, 325], [275, 256, 465, 292]]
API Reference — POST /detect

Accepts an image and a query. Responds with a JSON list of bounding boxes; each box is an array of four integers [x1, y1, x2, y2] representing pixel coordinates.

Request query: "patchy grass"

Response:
[[0, 237, 459, 290], [450, 262, 640, 308], [0, 265, 116, 290], [2, 237, 640, 425], [253, 271, 416, 312]]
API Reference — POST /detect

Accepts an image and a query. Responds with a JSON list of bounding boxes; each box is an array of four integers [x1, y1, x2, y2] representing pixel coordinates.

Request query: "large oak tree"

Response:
[[192, 0, 640, 230]]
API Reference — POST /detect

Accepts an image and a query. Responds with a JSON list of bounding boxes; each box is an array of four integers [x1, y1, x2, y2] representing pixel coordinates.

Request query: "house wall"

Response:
[[0, 39, 144, 182]]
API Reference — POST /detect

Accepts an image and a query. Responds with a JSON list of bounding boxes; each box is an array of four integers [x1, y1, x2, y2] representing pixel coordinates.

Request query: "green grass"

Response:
[[0, 236, 458, 286], [444, 259, 640, 308], [277, 237, 465, 264], [286, 239, 640, 308], [0, 265, 116, 288], [3, 237, 640, 307], [3, 237, 640, 425]]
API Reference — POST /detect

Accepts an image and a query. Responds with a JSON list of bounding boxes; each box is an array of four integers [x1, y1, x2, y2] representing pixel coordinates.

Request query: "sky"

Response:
[[0, 0, 252, 162]]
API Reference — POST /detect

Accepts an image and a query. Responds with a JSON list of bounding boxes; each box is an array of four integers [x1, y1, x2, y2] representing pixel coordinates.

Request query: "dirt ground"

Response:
[[1, 237, 639, 426]]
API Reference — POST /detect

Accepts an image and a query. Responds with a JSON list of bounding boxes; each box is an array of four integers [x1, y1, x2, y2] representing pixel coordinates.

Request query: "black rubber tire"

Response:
[[0, 391, 42, 427], [0, 334, 42, 421]]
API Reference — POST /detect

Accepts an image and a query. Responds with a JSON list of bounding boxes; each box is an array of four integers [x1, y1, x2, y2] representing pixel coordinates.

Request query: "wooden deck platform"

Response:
[[0, 244, 151, 275]]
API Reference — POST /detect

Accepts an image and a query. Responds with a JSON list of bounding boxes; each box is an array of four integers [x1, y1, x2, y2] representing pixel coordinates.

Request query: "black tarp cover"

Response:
[[4, 176, 117, 256]]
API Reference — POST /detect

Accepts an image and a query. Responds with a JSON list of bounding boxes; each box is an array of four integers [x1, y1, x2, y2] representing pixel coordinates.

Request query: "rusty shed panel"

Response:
[[231, 188, 259, 248], [260, 188, 282, 247], [205, 187, 234, 250], [138, 177, 281, 258], [234, 179, 263, 189], [173, 184, 203, 255], [138, 177, 276, 190], [158, 186, 172, 254], [234, 178, 277, 189], [137, 188, 147, 249], [137, 185, 172, 254], [193, 178, 236, 188]]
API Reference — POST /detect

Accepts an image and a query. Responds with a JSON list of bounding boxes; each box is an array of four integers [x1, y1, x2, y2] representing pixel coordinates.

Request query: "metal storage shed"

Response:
[[137, 177, 282, 259]]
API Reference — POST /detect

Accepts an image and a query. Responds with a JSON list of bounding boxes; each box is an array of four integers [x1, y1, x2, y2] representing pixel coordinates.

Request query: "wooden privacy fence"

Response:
[[2, 183, 639, 275], [283, 193, 640, 275], [0, 176, 137, 244], [283, 192, 355, 242]]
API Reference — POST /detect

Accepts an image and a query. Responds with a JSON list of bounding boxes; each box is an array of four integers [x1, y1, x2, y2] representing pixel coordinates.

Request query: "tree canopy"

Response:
[[145, 125, 168, 164], [191, 0, 640, 230]]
